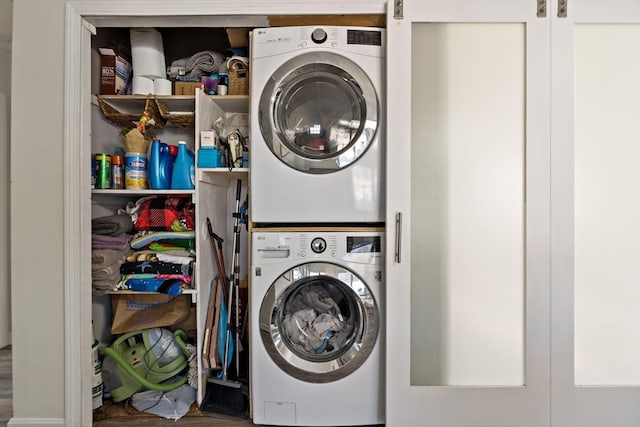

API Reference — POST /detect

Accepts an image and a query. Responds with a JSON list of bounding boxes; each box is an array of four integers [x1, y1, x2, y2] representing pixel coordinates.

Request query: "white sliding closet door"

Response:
[[552, 1, 640, 425], [386, 1, 551, 426]]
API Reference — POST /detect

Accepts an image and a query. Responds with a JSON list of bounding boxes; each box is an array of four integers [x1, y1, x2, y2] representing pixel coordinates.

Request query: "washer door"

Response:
[[259, 262, 379, 383], [259, 52, 379, 174]]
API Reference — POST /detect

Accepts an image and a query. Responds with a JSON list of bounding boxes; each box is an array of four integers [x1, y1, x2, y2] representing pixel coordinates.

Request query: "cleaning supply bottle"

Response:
[[148, 139, 174, 189], [171, 141, 195, 189]]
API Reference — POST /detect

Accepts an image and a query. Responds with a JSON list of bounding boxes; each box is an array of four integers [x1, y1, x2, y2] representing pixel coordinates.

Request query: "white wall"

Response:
[[11, 0, 65, 422], [0, 0, 13, 348]]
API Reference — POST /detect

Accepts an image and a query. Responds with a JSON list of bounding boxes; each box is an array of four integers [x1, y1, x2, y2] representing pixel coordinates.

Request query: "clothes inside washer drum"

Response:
[[281, 284, 355, 355]]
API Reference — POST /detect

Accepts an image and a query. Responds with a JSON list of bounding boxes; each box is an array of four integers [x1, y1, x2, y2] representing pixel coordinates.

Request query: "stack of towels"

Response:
[[114, 195, 196, 296], [91, 214, 134, 295]]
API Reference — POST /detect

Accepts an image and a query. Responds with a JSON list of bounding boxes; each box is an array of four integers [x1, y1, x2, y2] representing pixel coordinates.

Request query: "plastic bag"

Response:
[[131, 384, 196, 420]]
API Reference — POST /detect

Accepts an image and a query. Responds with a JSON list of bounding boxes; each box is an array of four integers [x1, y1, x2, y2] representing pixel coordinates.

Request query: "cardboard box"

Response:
[[99, 48, 132, 95], [226, 28, 250, 48], [200, 130, 216, 148], [174, 81, 203, 96]]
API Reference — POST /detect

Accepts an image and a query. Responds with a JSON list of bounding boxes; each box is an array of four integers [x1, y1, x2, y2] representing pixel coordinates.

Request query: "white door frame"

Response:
[[0, 34, 11, 349], [63, 2, 385, 425], [0, 90, 10, 348]]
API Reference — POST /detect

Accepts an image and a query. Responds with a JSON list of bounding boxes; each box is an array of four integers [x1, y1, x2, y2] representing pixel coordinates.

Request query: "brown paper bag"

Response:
[[110, 293, 191, 334]]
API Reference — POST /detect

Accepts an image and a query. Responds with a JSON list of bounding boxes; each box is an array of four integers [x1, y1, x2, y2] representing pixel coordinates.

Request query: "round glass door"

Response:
[[259, 52, 379, 173], [259, 262, 379, 383]]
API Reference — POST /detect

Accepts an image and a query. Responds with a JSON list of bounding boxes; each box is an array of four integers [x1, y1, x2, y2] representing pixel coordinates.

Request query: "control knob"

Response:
[[311, 28, 327, 44], [310, 237, 327, 253]]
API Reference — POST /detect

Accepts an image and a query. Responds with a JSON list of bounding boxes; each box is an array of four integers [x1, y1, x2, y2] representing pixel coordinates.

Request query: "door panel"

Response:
[[387, 1, 550, 426], [552, 2, 640, 425], [410, 23, 525, 387]]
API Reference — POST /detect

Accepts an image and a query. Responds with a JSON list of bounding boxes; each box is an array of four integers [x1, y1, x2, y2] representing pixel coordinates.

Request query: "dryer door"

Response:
[[259, 261, 379, 383], [258, 52, 379, 174]]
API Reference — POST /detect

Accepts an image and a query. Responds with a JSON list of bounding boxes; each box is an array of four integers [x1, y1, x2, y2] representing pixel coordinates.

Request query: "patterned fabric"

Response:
[[135, 196, 195, 231]]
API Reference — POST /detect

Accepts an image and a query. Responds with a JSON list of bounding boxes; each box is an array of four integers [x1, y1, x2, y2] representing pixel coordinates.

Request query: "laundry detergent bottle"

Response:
[[171, 140, 195, 190], [148, 139, 174, 189]]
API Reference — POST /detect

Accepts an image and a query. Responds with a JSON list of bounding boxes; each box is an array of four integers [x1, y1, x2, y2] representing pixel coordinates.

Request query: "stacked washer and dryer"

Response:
[[249, 26, 385, 426]]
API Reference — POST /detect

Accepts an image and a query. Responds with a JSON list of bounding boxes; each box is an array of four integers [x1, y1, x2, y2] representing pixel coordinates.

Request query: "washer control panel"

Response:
[[253, 231, 383, 265]]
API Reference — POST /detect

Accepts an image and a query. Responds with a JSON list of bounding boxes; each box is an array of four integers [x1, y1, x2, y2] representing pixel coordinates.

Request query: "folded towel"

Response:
[[92, 265, 121, 296], [120, 261, 192, 276], [92, 278, 119, 296], [92, 214, 134, 236], [92, 249, 130, 270], [129, 231, 195, 250], [93, 264, 121, 280], [156, 253, 196, 265], [92, 233, 131, 251], [129, 249, 194, 260]]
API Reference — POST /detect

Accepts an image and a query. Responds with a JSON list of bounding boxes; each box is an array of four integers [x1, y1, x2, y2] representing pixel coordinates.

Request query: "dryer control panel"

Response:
[[252, 26, 385, 59]]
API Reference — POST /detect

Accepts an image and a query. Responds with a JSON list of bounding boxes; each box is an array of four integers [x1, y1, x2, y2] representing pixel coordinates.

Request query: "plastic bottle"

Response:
[[111, 155, 124, 189], [148, 139, 174, 190], [171, 141, 195, 189]]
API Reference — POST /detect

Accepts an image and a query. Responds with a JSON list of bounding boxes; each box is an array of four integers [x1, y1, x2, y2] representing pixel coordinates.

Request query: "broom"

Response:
[[200, 180, 248, 420]]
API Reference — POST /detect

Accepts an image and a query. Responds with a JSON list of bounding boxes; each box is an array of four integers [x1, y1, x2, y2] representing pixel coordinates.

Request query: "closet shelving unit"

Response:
[[92, 68, 250, 406]]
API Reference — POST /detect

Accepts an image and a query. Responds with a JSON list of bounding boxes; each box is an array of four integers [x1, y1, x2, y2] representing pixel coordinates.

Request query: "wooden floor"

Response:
[[93, 400, 254, 426], [0, 346, 12, 427], [0, 345, 254, 427], [0, 347, 378, 426]]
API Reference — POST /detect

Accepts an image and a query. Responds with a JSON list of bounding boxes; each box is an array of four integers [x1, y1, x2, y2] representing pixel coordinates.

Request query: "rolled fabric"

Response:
[[185, 50, 225, 78]]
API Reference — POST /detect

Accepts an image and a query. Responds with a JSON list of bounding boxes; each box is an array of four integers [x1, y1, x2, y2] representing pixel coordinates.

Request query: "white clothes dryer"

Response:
[[250, 26, 385, 224], [250, 230, 384, 426]]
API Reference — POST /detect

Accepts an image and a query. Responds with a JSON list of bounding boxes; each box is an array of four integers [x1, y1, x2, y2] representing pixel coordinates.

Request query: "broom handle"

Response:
[[232, 179, 242, 376], [222, 267, 234, 380]]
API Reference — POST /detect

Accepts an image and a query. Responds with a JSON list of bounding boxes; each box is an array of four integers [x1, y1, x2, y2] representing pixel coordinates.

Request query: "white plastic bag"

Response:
[[131, 384, 196, 420]]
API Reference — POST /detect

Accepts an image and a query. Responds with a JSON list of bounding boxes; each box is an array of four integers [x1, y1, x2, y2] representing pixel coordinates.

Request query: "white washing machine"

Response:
[[250, 26, 385, 224], [250, 230, 384, 426]]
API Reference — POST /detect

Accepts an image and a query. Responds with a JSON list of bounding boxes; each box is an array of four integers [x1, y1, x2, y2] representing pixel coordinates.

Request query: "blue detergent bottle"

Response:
[[148, 139, 174, 189], [171, 141, 195, 189]]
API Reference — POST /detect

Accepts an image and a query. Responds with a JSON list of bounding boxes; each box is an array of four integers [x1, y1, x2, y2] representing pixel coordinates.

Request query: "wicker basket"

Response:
[[97, 95, 166, 129], [228, 65, 249, 96], [155, 98, 195, 129]]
